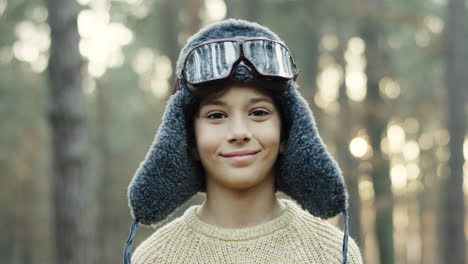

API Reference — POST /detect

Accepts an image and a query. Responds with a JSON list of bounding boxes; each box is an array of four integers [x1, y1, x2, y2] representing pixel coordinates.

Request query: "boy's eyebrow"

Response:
[[200, 97, 274, 108]]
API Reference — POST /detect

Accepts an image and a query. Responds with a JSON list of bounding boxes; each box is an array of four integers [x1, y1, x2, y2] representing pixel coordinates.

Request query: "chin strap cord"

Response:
[[342, 209, 349, 264], [124, 219, 139, 264]]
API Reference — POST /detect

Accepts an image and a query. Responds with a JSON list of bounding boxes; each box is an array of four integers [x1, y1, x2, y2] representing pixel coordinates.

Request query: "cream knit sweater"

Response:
[[132, 198, 363, 263]]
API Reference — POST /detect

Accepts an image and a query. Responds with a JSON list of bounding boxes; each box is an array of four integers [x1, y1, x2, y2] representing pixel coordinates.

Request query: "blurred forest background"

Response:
[[1, 0, 467, 263]]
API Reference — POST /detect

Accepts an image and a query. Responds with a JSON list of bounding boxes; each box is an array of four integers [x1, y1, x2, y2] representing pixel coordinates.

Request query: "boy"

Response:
[[124, 19, 363, 263]]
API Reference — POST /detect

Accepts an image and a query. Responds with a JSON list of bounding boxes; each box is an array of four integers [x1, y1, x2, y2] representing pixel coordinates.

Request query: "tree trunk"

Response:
[[188, 0, 202, 34], [224, 0, 235, 18], [420, 150, 440, 264], [359, 7, 395, 264], [244, 0, 260, 22], [441, 0, 466, 263], [45, 0, 88, 263], [96, 77, 113, 264], [163, 0, 181, 88], [336, 28, 363, 248], [302, 0, 320, 101]]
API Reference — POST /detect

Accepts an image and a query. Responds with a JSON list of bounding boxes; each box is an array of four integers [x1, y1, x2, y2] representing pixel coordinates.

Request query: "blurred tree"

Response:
[[358, 1, 395, 263], [243, 0, 260, 22], [331, 1, 364, 248], [163, 0, 180, 86], [222, 0, 261, 22], [45, 0, 88, 263], [301, 0, 321, 98], [96, 75, 113, 264], [224, 0, 234, 18], [335, 33, 363, 249], [441, 0, 466, 263], [188, 0, 202, 34]]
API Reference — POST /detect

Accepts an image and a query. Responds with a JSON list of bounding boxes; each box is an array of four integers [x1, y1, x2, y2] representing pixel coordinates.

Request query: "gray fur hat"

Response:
[[124, 19, 350, 264]]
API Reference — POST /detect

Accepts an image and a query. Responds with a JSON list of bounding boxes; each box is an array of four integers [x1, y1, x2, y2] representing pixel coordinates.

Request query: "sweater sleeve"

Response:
[[304, 214, 364, 264], [347, 237, 364, 264], [131, 217, 186, 264], [131, 240, 161, 264], [131, 231, 165, 264]]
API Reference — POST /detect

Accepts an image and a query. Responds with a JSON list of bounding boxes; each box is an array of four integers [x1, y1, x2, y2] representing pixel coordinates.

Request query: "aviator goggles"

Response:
[[181, 36, 299, 87]]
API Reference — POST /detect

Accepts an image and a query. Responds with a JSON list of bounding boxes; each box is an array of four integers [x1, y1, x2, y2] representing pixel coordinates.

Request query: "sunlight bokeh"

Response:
[[348, 37, 365, 54], [345, 37, 367, 102], [415, 29, 430, 48], [419, 132, 434, 150], [150, 54, 172, 98], [436, 147, 450, 162], [345, 70, 367, 101], [131, 47, 172, 98], [359, 177, 375, 201], [132, 48, 155, 75], [379, 77, 401, 99], [315, 53, 342, 114], [403, 118, 420, 134], [403, 140, 420, 161], [78, 8, 133, 77], [350, 137, 369, 158], [406, 163, 420, 181], [201, 0, 227, 26], [387, 124, 406, 153], [424, 15, 444, 34], [391, 164, 408, 192], [77, 0, 91, 5], [13, 20, 50, 73], [316, 64, 342, 104], [320, 34, 339, 51], [434, 129, 449, 146], [381, 137, 390, 155]]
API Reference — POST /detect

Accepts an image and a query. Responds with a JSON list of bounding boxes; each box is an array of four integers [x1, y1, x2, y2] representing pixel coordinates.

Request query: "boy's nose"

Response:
[[227, 116, 252, 144]]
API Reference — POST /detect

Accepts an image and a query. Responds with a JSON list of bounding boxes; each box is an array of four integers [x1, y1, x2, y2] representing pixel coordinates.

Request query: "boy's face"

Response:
[[194, 84, 283, 191]]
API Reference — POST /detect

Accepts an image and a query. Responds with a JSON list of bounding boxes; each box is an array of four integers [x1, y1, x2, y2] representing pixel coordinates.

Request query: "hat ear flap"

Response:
[[276, 82, 348, 219], [127, 86, 203, 225]]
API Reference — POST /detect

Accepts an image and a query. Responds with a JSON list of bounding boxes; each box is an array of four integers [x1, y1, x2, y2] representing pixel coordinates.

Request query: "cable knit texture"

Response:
[[132, 198, 363, 264]]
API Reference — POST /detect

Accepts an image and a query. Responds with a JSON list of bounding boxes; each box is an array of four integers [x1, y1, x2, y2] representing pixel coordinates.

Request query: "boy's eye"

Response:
[[250, 109, 269, 117], [205, 109, 269, 120], [206, 112, 226, 120]]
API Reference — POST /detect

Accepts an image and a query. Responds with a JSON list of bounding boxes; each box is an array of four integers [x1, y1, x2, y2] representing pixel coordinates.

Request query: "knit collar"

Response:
[[183, 198, 296, 241]]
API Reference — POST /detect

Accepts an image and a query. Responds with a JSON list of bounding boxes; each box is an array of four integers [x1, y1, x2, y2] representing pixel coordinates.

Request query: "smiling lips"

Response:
[[220, 150, 260, 165], [221, 150, 260, 157]]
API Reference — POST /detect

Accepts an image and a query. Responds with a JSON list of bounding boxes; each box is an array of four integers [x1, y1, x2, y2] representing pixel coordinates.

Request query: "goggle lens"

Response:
[[243, 40, 295, 79], [184, 41, 239, 84], [183, 38, 297, 85]]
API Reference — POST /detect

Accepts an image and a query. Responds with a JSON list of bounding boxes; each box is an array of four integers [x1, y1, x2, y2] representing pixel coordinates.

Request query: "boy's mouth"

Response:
[[220, 150, 260, 157], [220, 150, 261, 166]]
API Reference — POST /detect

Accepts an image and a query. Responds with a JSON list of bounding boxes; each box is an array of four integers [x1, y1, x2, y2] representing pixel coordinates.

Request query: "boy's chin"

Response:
[[215, 174, 271, 191]]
